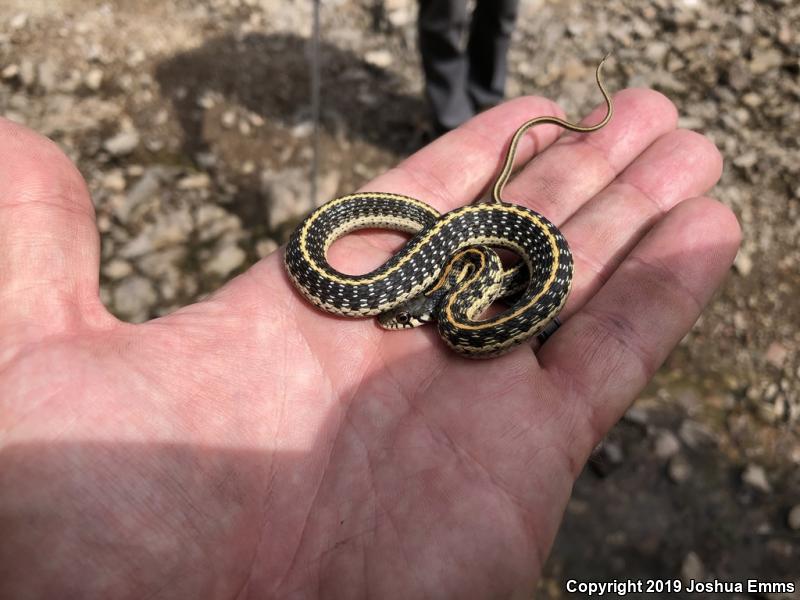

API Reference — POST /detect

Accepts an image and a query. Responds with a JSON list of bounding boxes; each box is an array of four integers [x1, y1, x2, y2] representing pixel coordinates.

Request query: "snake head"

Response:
[[377, 294, 438, 329]]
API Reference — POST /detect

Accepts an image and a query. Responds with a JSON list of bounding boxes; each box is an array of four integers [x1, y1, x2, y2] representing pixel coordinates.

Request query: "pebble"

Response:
[[680, 551, 705, 582], [113, 276, 157, 322], [102, 170, 126, 192], [194, 205, 241, 242], [262, 168, 339, 231], [37, 60, 58, 92], [733, 249, 753, 276], [733, 311, 748, 333], [668, 454, 691, 483], [120, 209, 193, 258], [85, 68, 104, 91], [290, 121, 313, 138], [788, 505, 800, 531], [733, 151, 758, 169], [765, 342, 788, 368], [678, 420, 716, 449], [221, 110, 236, 129], [9, 13, 29, 30], [623, 405, 649, 426], [654, 430, 681, 459], [114, 168, 161, 221], [741, 464, 771, 493], [177, 173, 211, 190], [204, 244, 246, 278], [749, 48, 783, 75], [1, 64, 19, 79], [365, 49, 393, 68], [603, 440, 624, 464], [19, 59, 36, 88], [102, 258, 133, 280], [104, 129, 140, 156]]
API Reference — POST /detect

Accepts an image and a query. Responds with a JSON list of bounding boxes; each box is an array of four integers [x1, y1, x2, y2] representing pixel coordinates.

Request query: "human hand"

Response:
[[0, 89, 739, 599]]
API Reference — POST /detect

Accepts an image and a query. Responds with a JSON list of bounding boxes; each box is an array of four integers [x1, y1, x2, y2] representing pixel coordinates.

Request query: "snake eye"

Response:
[[396, 312, 411, 325]]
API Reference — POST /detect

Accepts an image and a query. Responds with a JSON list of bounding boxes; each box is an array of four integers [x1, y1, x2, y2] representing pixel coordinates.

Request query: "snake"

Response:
[[284, 57, 613, 358]]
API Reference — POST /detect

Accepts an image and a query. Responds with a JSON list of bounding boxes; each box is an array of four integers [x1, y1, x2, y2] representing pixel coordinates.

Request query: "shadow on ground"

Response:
[[155, 31, 426, 161]]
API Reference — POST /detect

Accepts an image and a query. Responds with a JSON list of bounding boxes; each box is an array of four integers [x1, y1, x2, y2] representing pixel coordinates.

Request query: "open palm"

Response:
[[0, 89, 739, 599]]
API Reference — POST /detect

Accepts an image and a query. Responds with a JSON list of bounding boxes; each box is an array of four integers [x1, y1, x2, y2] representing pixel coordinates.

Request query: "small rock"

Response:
[[677, 115, 704, 130], [654, 430, 681, 459], [37, 60, 58, 92], [256, 239, 278, 258], [668, 454, 691, 483], [749, 48, 783, 75], [290, 121, 313, 138], [113, 276, 156, 323], [680, 551, 705, 582], [194, 205, 241, 242], [387, 7, 412, 27], [365, 49, 393, 68], [741, 464, 771, 493], [247, 112, 264, 127], [127, 49, 146, 67], [102, 259, 133, 280], [9, 13, 28, 29], [589, 440, 624, 477], [221, 110, 236, 128], [197, 91, 216, 109], [145, 139, 164, 152], [102, 170, 126, 192], [765, 342, 788, 368], [104, 129, 140, 156], [733, 311, 747, 333], [1, 64, 19, 79], [733, 249, 753, 276], [733, 151, 758, 169], [85, 68, 104, 90], [121, 208, 193, 258], [788, 505, 800, 531], [678, 420, 716, 449], [603, 441, 624, 464], [263, 168, 315, 231], [19, 59, 36, 88], [742, 92, 762, 107], [204, 244, 246, 278], [623, 406, 649, 426], [177, 173, 211, 190], [114, 168, 161, 221]]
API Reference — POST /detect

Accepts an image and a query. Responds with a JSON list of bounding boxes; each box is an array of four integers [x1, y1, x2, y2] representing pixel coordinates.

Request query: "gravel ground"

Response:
[[1, 0, 797, 596]]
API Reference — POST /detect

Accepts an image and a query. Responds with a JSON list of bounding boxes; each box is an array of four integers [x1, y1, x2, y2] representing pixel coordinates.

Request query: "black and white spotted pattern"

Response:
[[284, 192, 573, 357]]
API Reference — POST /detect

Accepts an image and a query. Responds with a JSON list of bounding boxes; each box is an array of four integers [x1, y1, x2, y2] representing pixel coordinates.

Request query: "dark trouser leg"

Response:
[[417, 0, 474, 132], [466, 0, 519, 109]]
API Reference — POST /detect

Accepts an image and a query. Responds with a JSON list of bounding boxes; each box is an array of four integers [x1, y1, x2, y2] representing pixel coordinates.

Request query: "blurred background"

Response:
[[0, 0, 797, 595]]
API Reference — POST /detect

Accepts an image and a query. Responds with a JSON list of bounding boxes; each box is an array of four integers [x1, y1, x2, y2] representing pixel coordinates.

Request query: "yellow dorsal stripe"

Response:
[[298, 197, 555, 289]]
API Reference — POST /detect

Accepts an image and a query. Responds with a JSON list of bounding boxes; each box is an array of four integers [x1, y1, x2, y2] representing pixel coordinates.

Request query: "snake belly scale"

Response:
[[284, 58, 613, 358]]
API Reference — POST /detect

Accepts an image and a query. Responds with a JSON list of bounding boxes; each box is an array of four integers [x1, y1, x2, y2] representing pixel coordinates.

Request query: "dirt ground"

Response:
[[1, 0, 797, 597]]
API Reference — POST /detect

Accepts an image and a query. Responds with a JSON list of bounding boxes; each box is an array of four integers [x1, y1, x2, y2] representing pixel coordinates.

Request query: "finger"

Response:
[[0, 118, 105, 339], [538, 198, 740, 454], [560, 128, 723, 315], [503, 88, 679, 223]]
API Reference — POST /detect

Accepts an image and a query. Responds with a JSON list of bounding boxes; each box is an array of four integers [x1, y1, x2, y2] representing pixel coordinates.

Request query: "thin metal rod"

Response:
[[310, 0, 321, 206]]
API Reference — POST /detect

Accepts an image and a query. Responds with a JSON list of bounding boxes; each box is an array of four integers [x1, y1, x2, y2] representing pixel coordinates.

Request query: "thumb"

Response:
[[0, 118, 110, 347]]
